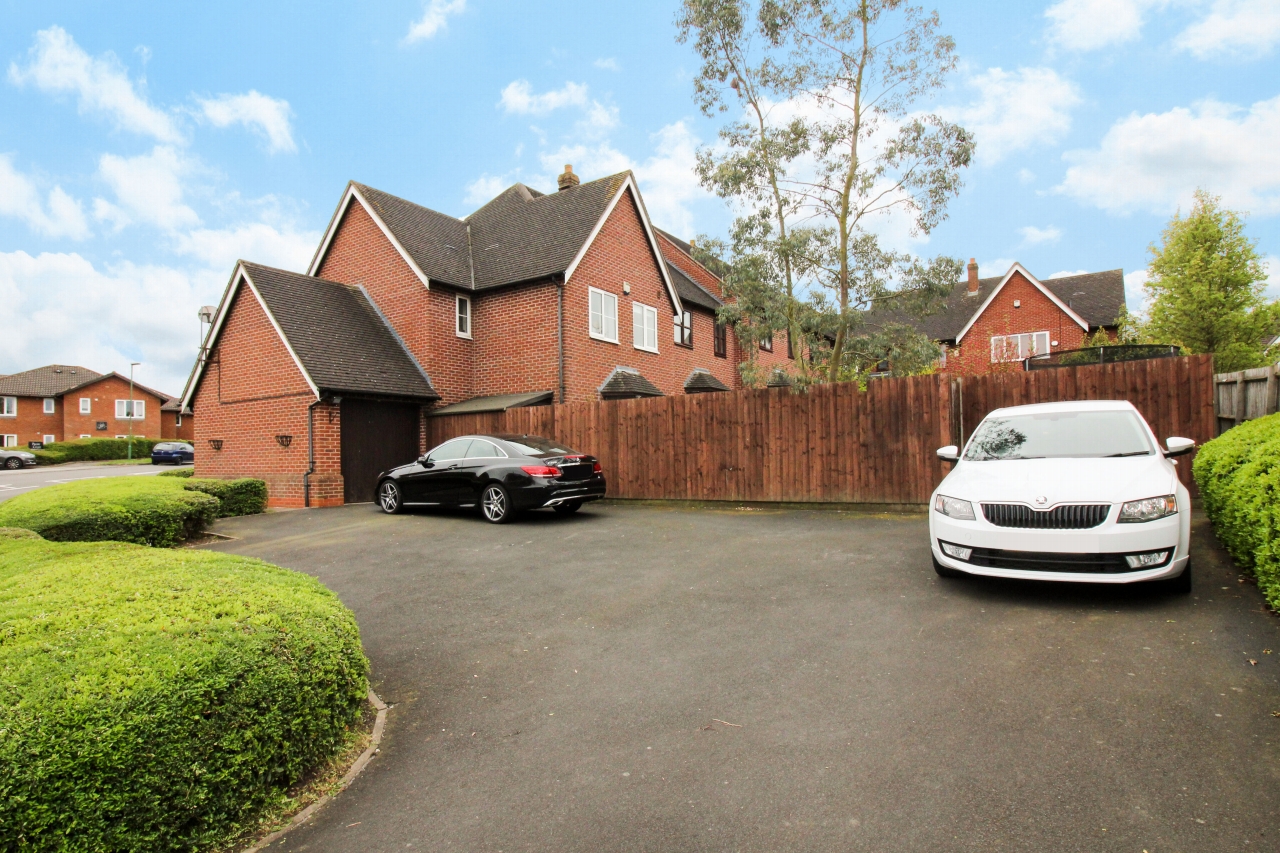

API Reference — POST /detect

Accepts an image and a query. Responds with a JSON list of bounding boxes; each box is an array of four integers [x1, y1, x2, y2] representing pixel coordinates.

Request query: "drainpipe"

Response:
[[303, 397, 322, 508], [557, 277, 566, 404]]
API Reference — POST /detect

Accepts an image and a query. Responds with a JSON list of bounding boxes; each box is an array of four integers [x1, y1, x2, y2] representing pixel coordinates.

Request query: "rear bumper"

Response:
[[509, 475, 607, 510]]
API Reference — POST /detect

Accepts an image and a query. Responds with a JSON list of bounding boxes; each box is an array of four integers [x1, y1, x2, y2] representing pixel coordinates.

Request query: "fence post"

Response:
[[1235, 372, 1248, 428]]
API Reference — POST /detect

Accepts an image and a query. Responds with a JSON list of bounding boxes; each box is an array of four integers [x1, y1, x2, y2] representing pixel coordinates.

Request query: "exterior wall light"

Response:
[[209, 439, 224, 451], [276, 434, 293, 448]]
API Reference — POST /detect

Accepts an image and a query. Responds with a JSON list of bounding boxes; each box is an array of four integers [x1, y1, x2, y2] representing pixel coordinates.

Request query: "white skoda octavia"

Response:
[[929, 400, 1195, 592]]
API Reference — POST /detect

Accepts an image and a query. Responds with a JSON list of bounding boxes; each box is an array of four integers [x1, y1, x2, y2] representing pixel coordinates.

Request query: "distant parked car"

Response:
[[1, 449, 37, 470], [930, 400, 1194, 592], [376, 433, 607, 523], [151, 442, 195, 465]]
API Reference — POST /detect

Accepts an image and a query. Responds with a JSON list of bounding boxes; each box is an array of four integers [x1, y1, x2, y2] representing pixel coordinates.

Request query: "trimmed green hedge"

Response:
[[0, 527, 41, 541], [1193, 412, 1280, 609], [157, 468, 194, 478], [0, 477, 218, 546], [27, 437, 162, 465], [0, 537, 369, 851], [186, 477, 268, 518]]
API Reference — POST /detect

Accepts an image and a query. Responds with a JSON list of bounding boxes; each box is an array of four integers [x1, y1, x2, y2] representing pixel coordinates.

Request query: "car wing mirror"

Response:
[[418, 456, 433, 468], [1164, 437, 1195, 457], [936, 445, 960, 463]]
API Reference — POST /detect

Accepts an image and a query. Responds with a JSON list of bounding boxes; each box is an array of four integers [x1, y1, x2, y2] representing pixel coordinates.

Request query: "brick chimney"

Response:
[[966, 258, 979, 294], [557, 164, 580, 192]]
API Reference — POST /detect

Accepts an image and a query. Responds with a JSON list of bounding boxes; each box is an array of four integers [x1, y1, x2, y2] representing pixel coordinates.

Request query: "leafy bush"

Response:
[[0, 527, 41, 541], [157, 468, 193, 478], [186, 478, 268, 518], [0, 537, 369, 851], [0, 477, 218, 546], [1192, 412, 1280, 608], [28, 437, 161, 465]]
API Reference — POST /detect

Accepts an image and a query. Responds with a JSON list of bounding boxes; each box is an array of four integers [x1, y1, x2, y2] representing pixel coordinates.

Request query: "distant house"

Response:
[[182, 166, 797, 507], [0, 364, 179, 447], [887, 261, 1126, 376]]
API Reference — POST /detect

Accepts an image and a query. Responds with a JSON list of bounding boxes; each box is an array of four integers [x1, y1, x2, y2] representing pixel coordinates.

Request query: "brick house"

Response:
[[160, 398, 194, 441], [893, 261, 1126, 376], [0, 365, 173, 446], [183, 167, 797, 506]]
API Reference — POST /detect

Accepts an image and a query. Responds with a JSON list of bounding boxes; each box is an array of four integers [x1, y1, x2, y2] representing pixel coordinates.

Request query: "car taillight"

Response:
[[521, 465, 560, 477], [592, 462, 602, 473]]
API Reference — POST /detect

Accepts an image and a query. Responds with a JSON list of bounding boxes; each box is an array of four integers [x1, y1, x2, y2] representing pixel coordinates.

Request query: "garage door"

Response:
[[341, 399, 421, 503]]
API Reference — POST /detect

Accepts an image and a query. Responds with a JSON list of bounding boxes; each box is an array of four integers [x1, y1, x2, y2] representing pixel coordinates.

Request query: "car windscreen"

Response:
[[500, 435, 576, 457], [964, 410, 1154, 460]]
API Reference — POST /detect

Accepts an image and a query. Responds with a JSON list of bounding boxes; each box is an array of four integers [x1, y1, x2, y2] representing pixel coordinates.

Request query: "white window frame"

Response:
[[80, 434, 91, 439], [674, 310, 693, 347], [632, 302, 659, 353], [115, 399, 146, 420], [0, 397, 15, 417], [115, 434, 128, 439], [1, 435, 16, 447], [175, 413, 182, 426], [79, 397, 91, 414], [456, 294, 472, 339], [42, 434, 55, 445], [990, 331, 1050, 363], [589, 287, 619, 344], [43, 398, 55, 414]]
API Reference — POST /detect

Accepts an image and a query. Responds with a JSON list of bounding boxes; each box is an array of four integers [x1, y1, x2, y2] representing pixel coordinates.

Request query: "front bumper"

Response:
[[929, 508, 1188, 584]]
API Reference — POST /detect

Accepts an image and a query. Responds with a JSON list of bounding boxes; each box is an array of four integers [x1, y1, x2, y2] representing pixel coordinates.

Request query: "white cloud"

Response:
[[198, 91, 296, 154], [1045, 0, 1168, 51], [1058, 95, 1280, 215], [463, 174, 514, 207], [96, 145, 198, 230], [1174, 0, 1280, 58], [1047, 269, 1090, 278], [8, 26, 181, 143], [172, 221, 319, 272], [594, 58, 620, 71], [499, 80, 589, 115], [1018, 168, 1036, 185], [404, 0, 467, 44], [0, 154, 90, 240], [1263, 258, 1279, 300], [1020, 225, 1062, 245], [947, 67, 1082, 163], [979, 259, 1017, 279], [1124, 268, 1151, 313]]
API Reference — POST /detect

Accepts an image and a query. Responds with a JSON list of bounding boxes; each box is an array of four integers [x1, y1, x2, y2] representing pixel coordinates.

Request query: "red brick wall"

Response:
[[472, 281, 560, 398], [564, 188, 740, 401], [192, 284, 343, 507], [655, 231, 725, 300], [950, 270, 1091, 376], [0, 394, 63, 446], [317, 199, 473, 404], [62, 376, 164, 441], [161, 411, 194, 441]]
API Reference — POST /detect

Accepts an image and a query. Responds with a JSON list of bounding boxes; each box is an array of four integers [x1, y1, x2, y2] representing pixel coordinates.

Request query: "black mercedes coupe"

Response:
[[375, 434, 607, 523]]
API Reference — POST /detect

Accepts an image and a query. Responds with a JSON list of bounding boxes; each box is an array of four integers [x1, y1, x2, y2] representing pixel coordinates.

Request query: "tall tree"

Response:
[[1144, 190, 1278, 373], [678, 0, 972, 384]]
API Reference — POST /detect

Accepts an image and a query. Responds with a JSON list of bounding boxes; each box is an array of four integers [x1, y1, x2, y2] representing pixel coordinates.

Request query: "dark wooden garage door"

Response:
[[341, 399, 421, 503]]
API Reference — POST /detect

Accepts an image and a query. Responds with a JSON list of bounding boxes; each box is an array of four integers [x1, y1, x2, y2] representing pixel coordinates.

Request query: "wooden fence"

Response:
[[1215, 365, 1279, 434], [426, 355, 1216, 504]]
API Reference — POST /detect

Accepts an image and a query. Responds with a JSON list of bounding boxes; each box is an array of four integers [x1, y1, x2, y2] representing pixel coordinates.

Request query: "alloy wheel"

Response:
[[482, 485, 509, 523], [4, 458, 20, 470], [378, 481, 401, 514]]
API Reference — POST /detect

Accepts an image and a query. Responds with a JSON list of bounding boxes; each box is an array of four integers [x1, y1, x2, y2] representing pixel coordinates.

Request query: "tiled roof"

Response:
[[684, 371, 730, 393], [667, 261, 722, 313], [0, 365, 101, 397], [242, 262, 438, 400], [430, 391, 554, 416], [353, 182, 473, 288], [599, 367, 663, 400], [870, 267, 1126, 343]]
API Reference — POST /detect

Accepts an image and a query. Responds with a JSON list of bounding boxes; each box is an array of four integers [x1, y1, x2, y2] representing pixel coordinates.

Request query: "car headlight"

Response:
[[1118, 495, 1178, 523], [934, 494, 976, 520]]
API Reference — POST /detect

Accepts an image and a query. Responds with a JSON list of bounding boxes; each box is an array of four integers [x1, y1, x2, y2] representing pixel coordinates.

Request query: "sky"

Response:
[[1, 0, 1278, 395]]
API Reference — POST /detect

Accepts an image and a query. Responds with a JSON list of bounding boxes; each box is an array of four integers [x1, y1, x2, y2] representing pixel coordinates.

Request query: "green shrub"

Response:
[[0, 477, 218, 546], [0, 527, 41, 541], [28, 437, 161, 465], [157, 468, 194, 478], [0, 537, 369, 851], [185, 478, 268, 518], [1193, 412, 1280, 608]]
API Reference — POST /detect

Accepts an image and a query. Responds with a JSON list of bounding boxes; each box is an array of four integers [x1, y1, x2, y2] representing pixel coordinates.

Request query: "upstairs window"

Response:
[[714, 322, 727, 358], [632, 303, 658, 353], [80, 397, 91, 414], [760, 333, 773, 353], [674, 311, 693, 347], [0, 397, 14, 417], [43, 398, 55, 414], [115, 399, 145, 420], [589, 287, 618, 343], [456, 295, 471, 339], [990, 331, 1049, 363]]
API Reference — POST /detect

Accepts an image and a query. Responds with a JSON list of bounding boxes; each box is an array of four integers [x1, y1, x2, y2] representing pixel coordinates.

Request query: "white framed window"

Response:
[[0, 397, 15, 417], [43, 398, 55, 414], [589, 287, 618, 343], [175, 413, 182, 426], [674, 310, 693, 347], [990, 331, 1050, 363], [632, 302, 658, 353], [1, 435, 16, 447], [42, 435, 55, 444], [456, 294, 471, 339], [79, 397, 91, 414], [115, 399, 146, 420]]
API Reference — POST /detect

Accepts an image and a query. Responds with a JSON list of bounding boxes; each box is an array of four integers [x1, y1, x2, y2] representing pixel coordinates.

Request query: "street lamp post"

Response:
[[128, 362, 141, 459]]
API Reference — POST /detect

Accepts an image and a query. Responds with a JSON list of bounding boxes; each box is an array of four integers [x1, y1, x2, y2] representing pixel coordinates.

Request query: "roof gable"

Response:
[[956, 264, 1089, 343]]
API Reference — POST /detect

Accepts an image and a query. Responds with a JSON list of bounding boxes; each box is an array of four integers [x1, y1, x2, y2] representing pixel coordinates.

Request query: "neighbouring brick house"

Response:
[[0, 364, 176, 446], [184, 167, 797, 507], [161, 398, 194, 441], [889, 261, 1126, 376]]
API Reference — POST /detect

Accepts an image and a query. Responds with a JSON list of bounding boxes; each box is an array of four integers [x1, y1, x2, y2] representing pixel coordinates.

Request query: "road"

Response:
[[207, 502, 1280, 852], [0, 461, 191, 503]]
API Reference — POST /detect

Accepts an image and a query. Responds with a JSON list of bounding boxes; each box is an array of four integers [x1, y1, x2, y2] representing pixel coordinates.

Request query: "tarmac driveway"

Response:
[[207, 503, 1280, 852]]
